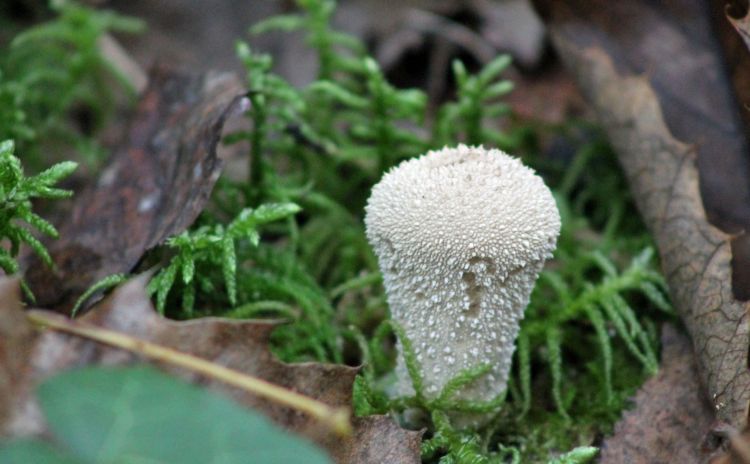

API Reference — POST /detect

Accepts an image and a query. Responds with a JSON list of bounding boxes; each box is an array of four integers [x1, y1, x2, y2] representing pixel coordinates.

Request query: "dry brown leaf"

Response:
[[709, 427, 750, 464], [320, 415, 423, 464], [534, 0, 750, 433], [549, 36, 750, 430], [0, 276, 421, 463], [503, 62, 587, 124], [599, 324, 716, 464], [22, 67, 246, 314], [534, 0, 750, 236]]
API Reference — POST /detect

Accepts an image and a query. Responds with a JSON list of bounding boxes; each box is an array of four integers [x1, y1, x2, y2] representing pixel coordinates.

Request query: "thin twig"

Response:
[[26, 310, 352, 436]]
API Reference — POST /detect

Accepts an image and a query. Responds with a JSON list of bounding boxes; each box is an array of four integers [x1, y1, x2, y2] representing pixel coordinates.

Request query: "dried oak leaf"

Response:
[[534, 0, 750, 236], [534, 0, 750, 431], [599, 324, 716, 464], [23, 66, 246, 314], [548, 36, 750, 430], [0, 275, 422, 463]]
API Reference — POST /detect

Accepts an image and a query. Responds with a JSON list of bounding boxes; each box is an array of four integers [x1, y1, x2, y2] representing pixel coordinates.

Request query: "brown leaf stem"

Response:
[[25, 310, 352, 437]]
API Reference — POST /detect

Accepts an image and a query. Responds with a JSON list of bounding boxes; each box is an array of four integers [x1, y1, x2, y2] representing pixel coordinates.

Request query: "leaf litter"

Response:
[[535, 0, 750, 458], [0, 275, 422, 463], [599, 325, 715, 463], [22, 66, 246, 315], [8, 1, 750, 461], [0, 64, 421, 463]]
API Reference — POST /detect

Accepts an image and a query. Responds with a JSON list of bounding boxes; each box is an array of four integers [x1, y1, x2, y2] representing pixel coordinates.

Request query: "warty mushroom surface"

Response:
[[364, 144, 560, 424]]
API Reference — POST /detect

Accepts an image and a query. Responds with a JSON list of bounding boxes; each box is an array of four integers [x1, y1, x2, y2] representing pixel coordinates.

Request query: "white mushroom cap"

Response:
[[365, 144, 560, 425]]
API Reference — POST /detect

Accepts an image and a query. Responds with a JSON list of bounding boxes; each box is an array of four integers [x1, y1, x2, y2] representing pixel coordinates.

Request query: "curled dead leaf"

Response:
[[550, 37, 750, 430], [535, 0, 750, 433], [599, 325, 716, 463], [23, 66, 246, 315]]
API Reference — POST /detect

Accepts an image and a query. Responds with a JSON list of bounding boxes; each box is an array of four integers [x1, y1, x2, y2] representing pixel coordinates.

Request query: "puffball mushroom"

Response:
[[365, 145, 560, 424]]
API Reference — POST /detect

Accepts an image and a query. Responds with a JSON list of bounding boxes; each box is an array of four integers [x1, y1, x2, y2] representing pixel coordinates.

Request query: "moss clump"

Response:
[[1, 1, 674, 462]]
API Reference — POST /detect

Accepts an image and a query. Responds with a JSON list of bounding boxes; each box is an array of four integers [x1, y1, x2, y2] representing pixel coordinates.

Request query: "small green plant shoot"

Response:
[[0, 139, 75, 297]]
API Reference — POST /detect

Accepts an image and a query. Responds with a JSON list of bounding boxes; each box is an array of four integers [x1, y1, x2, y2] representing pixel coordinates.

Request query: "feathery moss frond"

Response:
[[0, 139, 76, 298]]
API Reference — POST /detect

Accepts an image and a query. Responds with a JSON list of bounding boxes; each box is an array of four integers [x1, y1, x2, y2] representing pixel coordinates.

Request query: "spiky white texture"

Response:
[[365, 145, 560, 424]]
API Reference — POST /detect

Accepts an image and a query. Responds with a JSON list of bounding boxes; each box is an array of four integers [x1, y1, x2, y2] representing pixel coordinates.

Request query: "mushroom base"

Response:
[[390, 259, 546, 428]]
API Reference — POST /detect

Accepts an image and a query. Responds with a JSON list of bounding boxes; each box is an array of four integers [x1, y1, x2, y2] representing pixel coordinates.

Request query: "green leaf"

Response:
[[0, 440, 81, 464], [16, 226, 52, 266], [516, 331, 532, 417], [182, 279, 196, 314], [309, 81, 369, 109], [0, 140, 13, 157], [250, 14, 306, 34], [0, 250, 18, 275], [155, 262, 178, 314], [222, 235, 237, 306], [29, 160, 78, 187], [639, 281, 672, 312], [352, 375, 376, 416], [71, 273, 127, 317], [21, 212, 58, 238], [28, 185, 74, 199], [251, 202, 302, 224], [478, 54, 511, 85], [390, 321, 425, 401], [181, 251, 195, 285], [546, 327, 570, 421], [452, 59, 468, 85], [227, 203, 300, 241], [33, 365, 332, 464], [547, 446, 598, 464]]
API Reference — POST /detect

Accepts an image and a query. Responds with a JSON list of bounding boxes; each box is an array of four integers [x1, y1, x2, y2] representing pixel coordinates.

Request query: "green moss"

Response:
[[0, 1, 142, 169], [0, 139, 76, 300], [172, 2, 671, 461], [1, 1, 674, 462]]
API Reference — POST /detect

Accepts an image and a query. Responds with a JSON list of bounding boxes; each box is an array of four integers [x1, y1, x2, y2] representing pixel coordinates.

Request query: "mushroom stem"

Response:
[[365, 145, 560, 426]]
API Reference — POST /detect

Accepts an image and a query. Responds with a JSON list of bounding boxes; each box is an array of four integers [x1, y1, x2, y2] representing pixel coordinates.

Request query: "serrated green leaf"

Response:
[[228, 203, 300, 239], [584, 304, 612, 402], [546, 328, 569, 420], [590, 250, 617, 277], [252, 202, 302, 224], [452, 59, 468, 84], [631, 246, 654, 268], [182, 279, 196, 314], [639, 281, 672, 312], [478, 54, 511, 84], [28, 185, 74, 199], [181, 252, 195, 285], [547, 446, 598, 464], [484, 80, 514, 99], [23, 212, 58, 238], [30, 160, 77, 187], [71, 273, 127, 317], [0, 250, 18, 275], [16, 226, 52, 266], [352, 375, 375, 417], [155, 262, 178, 314], [32, 366, 331, 464], [222, 236, 237, 306], [309, 81, 369, 109]]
